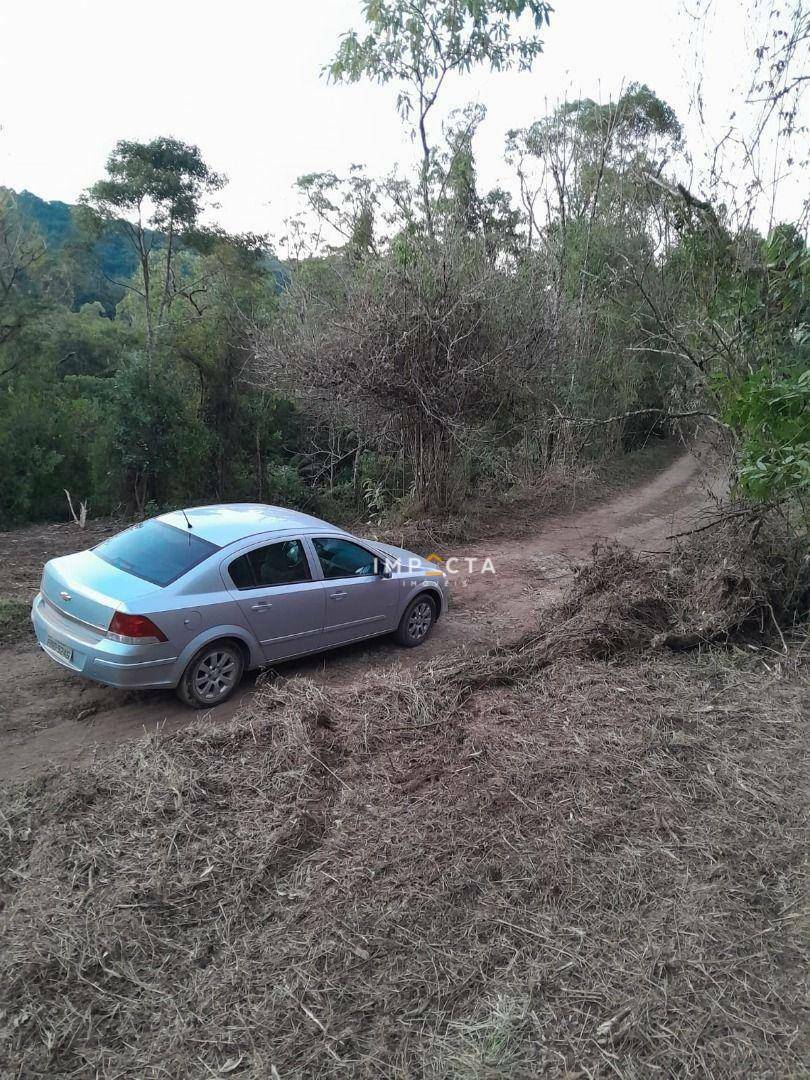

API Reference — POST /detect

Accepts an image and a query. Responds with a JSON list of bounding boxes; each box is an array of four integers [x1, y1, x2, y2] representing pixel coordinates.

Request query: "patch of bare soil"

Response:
[[0, 443, 718, 782], [1, 532, 807, 1078], [0, 518, 121, 604]]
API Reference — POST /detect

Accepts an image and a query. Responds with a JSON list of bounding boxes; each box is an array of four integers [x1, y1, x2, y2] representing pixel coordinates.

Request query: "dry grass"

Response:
[[1, 527, 808, 1079], [0, 599, 31, 645]]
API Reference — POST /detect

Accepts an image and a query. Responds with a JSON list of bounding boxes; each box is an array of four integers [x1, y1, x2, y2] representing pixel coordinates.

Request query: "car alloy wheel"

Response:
[[394, 594, 435, 648], [407, 599, 434, 641], [178, 641, 245, 707], [193, 647, 239, 701]]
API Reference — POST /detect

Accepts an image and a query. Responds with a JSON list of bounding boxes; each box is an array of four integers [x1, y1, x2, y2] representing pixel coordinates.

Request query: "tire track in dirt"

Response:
[[0, 450, 722, 783]]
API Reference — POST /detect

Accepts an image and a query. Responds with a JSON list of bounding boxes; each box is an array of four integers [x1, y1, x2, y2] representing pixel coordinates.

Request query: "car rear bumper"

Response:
[[31, 593, 181, 689]]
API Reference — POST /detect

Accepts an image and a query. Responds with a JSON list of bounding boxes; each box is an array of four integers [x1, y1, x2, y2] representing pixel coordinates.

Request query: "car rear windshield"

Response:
[[94, 520, 220, 587]]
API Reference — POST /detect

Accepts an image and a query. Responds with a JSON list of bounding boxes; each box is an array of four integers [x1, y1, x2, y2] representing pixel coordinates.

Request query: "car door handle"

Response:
[[251, 602, 272, 611], [329, 591, 347, 600]]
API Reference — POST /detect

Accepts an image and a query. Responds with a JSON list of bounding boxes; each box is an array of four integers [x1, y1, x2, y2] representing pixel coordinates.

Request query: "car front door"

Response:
[[309, 536, 398, 648], [222, 537, 326, 662]]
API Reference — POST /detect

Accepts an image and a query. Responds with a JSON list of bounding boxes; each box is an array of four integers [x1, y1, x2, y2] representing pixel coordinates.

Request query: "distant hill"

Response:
[[5, 189, 288, 312], [13, 190, 76, 248], [5, 188, 147, 313]]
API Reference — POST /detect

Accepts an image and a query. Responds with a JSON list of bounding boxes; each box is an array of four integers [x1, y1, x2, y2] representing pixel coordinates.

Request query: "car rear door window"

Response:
[[313, 537, 378, 579], [228, 539, 312, 590], [94, 521, 219, 587]]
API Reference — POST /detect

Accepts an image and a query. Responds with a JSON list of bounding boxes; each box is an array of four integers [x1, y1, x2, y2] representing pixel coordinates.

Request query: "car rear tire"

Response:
[[395, 594, 437, 647], [176, 640, 245, 708]]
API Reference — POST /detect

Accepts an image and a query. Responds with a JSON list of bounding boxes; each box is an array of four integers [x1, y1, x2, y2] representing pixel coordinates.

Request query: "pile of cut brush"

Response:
[[563, 515, 809, 652], [1, 518, 807, 1079], [443, 512, 809, 698]]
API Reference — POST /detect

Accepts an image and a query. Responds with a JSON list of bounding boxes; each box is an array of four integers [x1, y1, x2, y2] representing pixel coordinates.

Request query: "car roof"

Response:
[[157, 503, 334, 547]]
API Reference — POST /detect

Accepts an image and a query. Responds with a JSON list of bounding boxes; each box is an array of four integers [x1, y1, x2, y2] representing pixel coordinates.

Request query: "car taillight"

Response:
[[107, 611, 167, 644]]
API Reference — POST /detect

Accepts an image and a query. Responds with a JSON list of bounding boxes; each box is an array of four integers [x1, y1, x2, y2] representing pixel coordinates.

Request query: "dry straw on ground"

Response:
[[1, 521, 808, 1078]]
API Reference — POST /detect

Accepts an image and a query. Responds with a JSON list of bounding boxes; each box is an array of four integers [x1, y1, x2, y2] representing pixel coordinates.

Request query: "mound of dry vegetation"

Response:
[[461, 515, 810, 688], [1, 525, 808, 1078]]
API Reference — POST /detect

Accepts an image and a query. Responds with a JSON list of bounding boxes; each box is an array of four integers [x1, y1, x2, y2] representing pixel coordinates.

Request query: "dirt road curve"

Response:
[[0, 449, 720, 783]]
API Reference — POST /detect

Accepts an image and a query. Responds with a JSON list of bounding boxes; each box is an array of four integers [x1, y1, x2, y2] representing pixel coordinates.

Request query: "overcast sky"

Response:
[[0, 0, 804, 244]]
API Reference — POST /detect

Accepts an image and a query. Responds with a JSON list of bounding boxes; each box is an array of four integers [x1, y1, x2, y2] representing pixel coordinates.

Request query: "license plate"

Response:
[[46, 637, 73, 663]]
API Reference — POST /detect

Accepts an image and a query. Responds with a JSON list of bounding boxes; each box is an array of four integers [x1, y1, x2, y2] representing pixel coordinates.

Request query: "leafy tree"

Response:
[[441, 105, 485, 235], [506, 84, 682, 256], [296, 169, 379, 255], [110, 350, 213, 514], [712, 228, 810, 504], [165, 233, 300, 501], [501, 86, 687, 449], [0, 296, 139, 523], [82, 138, 225, 356], [724, 365, 809, 502], [439, 106, 522, 255], [0, 190, 46, 364], [327, 0, 552, 235]]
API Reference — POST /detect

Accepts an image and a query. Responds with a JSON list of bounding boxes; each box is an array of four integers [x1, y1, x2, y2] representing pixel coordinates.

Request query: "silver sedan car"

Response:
[[31, 504, 449, 707]]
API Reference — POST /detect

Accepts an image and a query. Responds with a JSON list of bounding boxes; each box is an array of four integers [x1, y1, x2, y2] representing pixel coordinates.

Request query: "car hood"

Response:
[[372, 541, 443, 574]]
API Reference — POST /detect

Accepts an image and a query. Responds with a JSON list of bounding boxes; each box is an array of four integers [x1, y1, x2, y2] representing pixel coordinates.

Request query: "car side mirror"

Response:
[[378, 560, 393, 579]]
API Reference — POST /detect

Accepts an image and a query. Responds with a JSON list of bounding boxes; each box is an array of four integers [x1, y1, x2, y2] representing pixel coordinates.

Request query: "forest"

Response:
[[0, 0, 807, 533]]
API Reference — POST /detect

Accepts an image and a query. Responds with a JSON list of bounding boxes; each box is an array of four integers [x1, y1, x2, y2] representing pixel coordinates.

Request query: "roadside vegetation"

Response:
[[1, 2, 806, 536]]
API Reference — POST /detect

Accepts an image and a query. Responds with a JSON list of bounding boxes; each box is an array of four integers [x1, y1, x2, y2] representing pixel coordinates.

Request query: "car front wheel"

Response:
[[176, 640, 245, 708], [395, 594, 437, 647]]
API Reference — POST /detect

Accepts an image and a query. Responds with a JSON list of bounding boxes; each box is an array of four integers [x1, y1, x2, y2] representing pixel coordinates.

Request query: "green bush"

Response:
[[722, 364, 810, 502], [263, 462, 311, 509]]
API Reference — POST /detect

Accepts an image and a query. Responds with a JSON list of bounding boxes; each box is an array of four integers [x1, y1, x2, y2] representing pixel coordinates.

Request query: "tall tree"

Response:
[[326, 0, 552, 237], [82, 138, 225, 357], [0, 190, 46, 370]]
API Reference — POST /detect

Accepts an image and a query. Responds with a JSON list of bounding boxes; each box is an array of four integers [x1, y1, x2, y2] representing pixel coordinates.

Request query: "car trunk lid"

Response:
[[41, 551, 159, 631]]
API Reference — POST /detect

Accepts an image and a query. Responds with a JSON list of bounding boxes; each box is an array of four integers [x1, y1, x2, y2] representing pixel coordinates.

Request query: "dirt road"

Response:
[[0, 448, 721, 782]]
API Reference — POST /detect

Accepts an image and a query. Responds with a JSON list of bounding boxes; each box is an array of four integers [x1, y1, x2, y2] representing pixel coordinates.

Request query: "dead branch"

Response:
[[554, 406, 730, 429], [64, 489, 88, 529]]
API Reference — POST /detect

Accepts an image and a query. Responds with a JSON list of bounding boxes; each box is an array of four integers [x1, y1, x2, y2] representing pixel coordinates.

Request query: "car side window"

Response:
[[313, 537, 378, 579], [228, 539, 312, 590]]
